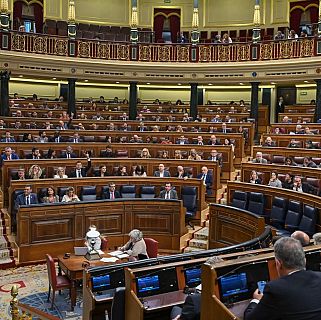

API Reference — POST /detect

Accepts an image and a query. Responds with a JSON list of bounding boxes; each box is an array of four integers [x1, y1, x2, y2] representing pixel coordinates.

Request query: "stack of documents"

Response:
[[109, 250, 130, 259], [100, 257, 119, 263]]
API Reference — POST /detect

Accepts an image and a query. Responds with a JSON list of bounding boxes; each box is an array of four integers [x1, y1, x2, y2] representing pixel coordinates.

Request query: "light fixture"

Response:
[[19, 75, 23, 78], [84, 79, 88, 82], [304, 80, 309, 83], [271, 82, 276, 85], [208, 83, 213, 86], [52, 77, 57, 80], [178, 83, 182, 86], [239, 82, 244, 85], [116, 81, 120, 84], [146, 82, 150, 85]]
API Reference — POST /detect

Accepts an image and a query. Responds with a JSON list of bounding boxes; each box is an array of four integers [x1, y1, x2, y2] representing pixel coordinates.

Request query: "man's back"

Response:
[[244, 270, 321, 320]]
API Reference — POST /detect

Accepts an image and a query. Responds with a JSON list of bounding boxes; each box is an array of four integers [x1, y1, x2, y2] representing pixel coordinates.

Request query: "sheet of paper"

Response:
[[117, 253, 129, 259], [100, 257, 119, 263], [109, 250, 124, 256]]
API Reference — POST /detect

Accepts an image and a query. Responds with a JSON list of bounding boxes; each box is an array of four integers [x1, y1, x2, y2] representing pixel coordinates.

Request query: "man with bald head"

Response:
[[291, 231, 310, 247]]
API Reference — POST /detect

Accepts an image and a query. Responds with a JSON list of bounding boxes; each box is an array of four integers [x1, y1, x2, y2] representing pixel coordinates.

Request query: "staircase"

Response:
[[0, 188, 16, 269]]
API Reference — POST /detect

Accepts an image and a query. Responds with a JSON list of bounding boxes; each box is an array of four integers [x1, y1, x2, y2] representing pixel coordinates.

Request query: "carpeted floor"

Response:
[[0, 264, 82, 319]]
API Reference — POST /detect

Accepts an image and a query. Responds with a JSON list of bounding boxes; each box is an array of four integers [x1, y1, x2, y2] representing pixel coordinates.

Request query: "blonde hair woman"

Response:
[[54, 167, 68, 179], [141, 148, 151, 158], [28, 165, 43, 179]]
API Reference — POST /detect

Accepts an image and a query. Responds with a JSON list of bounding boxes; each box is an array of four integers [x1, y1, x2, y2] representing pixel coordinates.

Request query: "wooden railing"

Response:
[[1, 30, 318, 63]]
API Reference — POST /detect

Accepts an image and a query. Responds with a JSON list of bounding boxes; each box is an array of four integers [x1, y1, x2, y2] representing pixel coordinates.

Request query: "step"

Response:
[[189, 239, 208, 250], [183, 246, 205, 253], [194, 227, 208, 241]]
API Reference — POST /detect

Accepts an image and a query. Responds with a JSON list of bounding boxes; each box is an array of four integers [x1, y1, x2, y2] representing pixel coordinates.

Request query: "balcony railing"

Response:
[[0, 30, 319, 63]]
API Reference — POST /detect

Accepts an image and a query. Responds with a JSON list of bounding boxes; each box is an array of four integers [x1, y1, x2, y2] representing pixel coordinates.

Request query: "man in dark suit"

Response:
[[101, 182, 121, 199], [49, 131, 65, 143], [60, 146, 77, 159], [197, 166, 213, 195], [208, 135, 221, 146], [26, 147, 42, 159], [1, 147, 19, 164], [275, 96, 285, 122], [154, 163, 171, 177], [208, 149, 223, 167], [15, 185, 38, 210], [69, 132, 83, 143], [293, 176, 316, 194], [69, 157, 91, 178], [1, 131, 15, 143], [244, 237, 321, 320], [159, 182, 178, 200]]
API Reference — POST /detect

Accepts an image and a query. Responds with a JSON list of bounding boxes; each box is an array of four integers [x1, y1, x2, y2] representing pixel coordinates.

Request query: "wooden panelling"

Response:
[[17, 199, 185, 263]]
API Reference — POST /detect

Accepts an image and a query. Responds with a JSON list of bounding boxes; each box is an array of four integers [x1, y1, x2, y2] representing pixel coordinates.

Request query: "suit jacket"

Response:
[[197, 172, 213, 195], [101, 190, 121, 199], [68, 137, 84, 143], [208, 155, 223, 167], [1, 137, 15, 143], [15, 193, 38, 210], [154, 170, 171, 177], [244, 270, 321, 320], [171, 293, 201, 320], [1, 153, 19, 162], [49, 136, 65, 143], [252, 158, 268, 164], [60, 152, 77, 159], [159, 189, 178, 199], [69, 160, 91, 177]]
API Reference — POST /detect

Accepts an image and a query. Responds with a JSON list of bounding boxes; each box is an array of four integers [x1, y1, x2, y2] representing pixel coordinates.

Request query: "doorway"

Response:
[[154, 8, 181, 43]]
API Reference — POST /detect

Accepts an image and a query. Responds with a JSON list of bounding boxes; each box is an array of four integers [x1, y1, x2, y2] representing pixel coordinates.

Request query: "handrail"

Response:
[[1, 29, 318, 63], [10, 285, 60, 320]]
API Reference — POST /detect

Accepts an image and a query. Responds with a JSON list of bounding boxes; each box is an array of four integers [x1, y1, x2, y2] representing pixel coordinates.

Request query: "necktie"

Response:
[[202, 175, 207, 184], [67, 153, 70, 159], [74, 139, 77, 143], [7, 156, 10, 160], [111, 192, 115, 200], [77, 170, 82, 178], [26, 196, 30, 205], [6, 138, 9, 143], [166, 192, 170, 199]]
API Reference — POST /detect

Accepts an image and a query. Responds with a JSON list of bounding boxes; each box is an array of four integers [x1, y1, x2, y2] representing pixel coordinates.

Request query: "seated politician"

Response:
[[244, 237, 321, 320], [119, 229, 148, 261]]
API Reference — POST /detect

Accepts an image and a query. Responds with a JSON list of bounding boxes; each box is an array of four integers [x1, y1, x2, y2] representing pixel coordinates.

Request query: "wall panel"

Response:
[[75, 85, 128, 100], [9, 81, 59, 99], [139, 87, 190, 102]]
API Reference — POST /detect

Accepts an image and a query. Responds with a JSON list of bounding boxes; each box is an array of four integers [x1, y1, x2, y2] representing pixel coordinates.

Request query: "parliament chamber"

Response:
[[2, 0, 321, 319]]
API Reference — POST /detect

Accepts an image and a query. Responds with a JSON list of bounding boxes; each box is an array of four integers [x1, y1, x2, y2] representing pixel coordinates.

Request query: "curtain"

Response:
[[169, 14, 180, 43], [154, 14, 165, 43], [309, 7, 319, 24], [13, 1, 23, 30], [31, 3, 43, 34], [290, 8, 303, 33]]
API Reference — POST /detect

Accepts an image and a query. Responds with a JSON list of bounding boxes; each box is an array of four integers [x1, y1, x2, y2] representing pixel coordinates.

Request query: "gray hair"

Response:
[[205, 256, 224, 266], [313, 233, 321, 245], [274, 237, 305, 270], [129, 229, 143, 241]]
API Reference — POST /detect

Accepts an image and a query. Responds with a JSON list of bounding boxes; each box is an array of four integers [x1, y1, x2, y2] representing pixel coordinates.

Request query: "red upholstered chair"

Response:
[[144, 238, 158, 258], [101, 237, 108, 251], [45, 254, 72, 309]]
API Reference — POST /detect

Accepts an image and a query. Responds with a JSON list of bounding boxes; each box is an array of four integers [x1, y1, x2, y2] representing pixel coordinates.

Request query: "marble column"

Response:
[[190, 83, 198, 120], [250, 82, 260, 138], [129, 81, 138, 120], [67, 78, 76, 116], [0, 70, 10, 116]]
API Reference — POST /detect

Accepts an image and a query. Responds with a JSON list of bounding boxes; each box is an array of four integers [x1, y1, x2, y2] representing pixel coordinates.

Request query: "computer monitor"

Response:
[[91, 274, 111, 292], [306, 251, 321, 272], [136, 275, 160, 297], [184, 267, 202, 288], [135, 267, 179, 298], [217, 261, 270, 304]]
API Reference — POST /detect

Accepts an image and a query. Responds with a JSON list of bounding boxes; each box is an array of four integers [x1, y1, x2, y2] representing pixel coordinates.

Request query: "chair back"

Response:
[[298, 205, 318, 236], [57, 187, 69, 201], [120, 185, 136, 198], [81, 186, 97, 201], [144, 238, 158, 258], [46, 254, 57, 288], [285, 200, 302, 232], [231, 190, 247, 210], [111, 287, 126, 320], [101, 237, 108, 251], [140, 186, 156, 198], [247, 192, 265, 216], [181, 186, 197, 212], [270, 197, 287, 229]]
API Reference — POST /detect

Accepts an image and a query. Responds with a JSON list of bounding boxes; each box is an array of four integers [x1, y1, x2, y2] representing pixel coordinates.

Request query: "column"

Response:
[[130, 0, 138, 43], [0, 0, 9, 31], [129, 81, 137, 120], [252, 0, 261, 43], [67, 78, 76, 116], [190, 83, 198, 120], [0, 70, 10, 116], [191, 0, 199, 44], [68, 0, 76, 39], [250, 82, 260, 138], [318, 0, 321, 36], [315, 79, 321, 121]]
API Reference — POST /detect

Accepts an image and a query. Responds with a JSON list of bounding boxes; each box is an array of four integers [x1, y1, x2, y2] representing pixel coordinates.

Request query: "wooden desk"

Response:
[[58, 253, 125, 309], [278, 112, 314, 123], [269, 123, 321, 134]]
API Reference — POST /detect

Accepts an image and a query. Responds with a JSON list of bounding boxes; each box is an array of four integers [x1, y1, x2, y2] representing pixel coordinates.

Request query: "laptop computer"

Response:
[[74, 246, 88, 256]]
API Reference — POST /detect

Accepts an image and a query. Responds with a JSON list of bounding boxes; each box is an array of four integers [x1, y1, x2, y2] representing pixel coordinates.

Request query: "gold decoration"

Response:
[[131, 6, 138, 29], [0, 0, 8, 13], [54, 39, 68, 56], [117, 44, 130, 60], [237, 44, 251, 61], [260, 43, 273, 60], [158, 45, 171, 61], [68, 0, 76, 23], [177, 46, 189, 62], [300, 39, 314, 57], [78, 41, 91, 57], [139, 45, 151, 61], [97, 43, 110, 59], [279, 41, 293, 59], [11, 34, 25, 51], [218, 46, 230, 62], [199, 46, 212, 62], [253, 4, 260, 27], [33, 36, 48, 54], [192, 8, 199, 29]]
